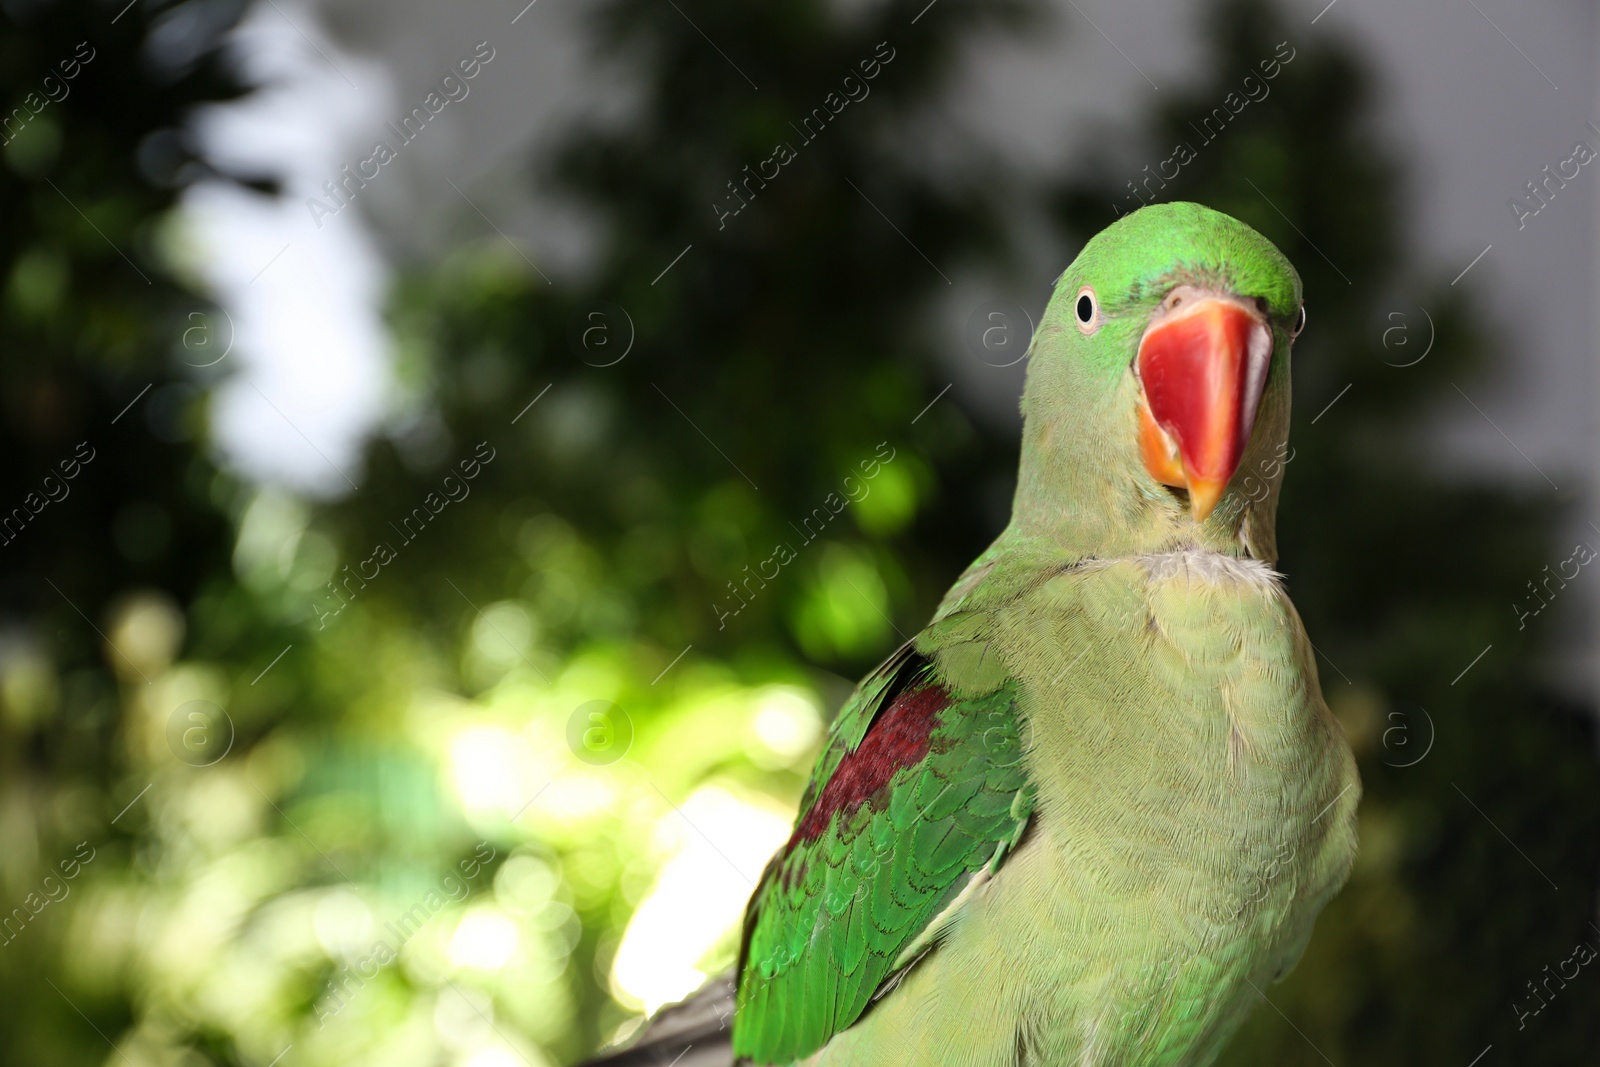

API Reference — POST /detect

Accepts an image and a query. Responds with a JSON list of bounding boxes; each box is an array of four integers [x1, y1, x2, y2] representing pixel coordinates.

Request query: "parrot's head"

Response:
[[1012, 201, 1303, 562]]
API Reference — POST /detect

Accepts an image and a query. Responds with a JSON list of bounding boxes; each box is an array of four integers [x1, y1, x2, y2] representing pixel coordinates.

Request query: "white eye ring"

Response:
[[1291, 303, 1306, 339], [1074, 287, 1098, 333]]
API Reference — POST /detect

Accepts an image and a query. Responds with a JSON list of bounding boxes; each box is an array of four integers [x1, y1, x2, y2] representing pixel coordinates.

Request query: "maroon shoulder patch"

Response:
[[791, 682, 952, 844]]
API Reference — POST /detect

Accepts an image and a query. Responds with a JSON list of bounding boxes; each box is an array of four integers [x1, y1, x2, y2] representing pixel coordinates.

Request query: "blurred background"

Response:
[[2, 0, 1598, 1064]]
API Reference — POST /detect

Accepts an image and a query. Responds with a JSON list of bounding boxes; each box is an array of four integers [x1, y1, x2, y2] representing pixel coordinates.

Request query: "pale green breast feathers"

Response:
[[1004, 553, 1358, 940], [747, 556, 1359, 1067], [998, 552, 1358, 1065]]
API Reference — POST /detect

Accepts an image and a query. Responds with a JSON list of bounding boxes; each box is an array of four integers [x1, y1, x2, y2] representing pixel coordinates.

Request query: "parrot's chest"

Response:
[[801, 553, 1358, 1067], [996, 552, 1360, 1063]]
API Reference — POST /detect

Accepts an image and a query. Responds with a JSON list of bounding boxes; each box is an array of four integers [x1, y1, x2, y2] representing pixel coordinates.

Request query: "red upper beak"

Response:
[[1135, 294, 1273, 521]]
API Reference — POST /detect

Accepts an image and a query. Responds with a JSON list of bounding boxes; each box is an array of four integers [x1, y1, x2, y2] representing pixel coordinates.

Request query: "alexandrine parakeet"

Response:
[[588, 202, 1360, 1067]]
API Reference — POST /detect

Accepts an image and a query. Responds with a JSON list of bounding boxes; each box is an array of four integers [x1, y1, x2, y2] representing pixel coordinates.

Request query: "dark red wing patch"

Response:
[[791, 682, 952, 844]]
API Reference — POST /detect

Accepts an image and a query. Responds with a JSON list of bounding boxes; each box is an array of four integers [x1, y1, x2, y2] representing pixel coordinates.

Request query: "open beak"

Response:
[[1135, 293, 1273, 521]]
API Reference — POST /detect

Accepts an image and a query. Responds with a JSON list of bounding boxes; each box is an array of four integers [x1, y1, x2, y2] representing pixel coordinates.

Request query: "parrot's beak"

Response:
[[1134, 291, 1273, 521]]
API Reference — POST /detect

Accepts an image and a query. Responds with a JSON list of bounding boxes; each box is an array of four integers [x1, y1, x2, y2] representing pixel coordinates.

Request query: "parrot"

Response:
[[584, 201, 1360, 1067]]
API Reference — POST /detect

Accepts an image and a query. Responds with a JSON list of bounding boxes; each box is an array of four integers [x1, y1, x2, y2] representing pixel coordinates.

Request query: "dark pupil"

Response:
[[1295, 306, 1306, 332], [1076, 294, 1093, 322]]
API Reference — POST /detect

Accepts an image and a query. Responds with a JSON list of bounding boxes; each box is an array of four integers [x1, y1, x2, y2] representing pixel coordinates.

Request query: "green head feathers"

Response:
[[1008, 201, 1304, 564]]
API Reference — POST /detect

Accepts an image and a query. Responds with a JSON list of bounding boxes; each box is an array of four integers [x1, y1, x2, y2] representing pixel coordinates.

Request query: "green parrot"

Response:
[[586, 201, 1360, 1067]]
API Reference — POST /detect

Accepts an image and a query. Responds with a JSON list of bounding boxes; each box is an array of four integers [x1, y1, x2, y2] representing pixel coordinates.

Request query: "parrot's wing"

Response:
[[731, 636, 1036, 1064]]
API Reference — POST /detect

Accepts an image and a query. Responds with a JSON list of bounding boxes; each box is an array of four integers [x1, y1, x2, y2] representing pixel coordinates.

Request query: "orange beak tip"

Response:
[[1186, 477, 1228, 523]]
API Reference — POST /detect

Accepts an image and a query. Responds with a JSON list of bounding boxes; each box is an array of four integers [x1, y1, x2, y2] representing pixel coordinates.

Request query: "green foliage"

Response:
[[0, 2, 258, 1064]]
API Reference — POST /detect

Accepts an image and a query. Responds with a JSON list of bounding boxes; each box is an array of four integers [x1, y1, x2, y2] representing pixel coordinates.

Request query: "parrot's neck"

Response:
[[1004, 398, 1281, 566], [931, 420, 1282, 623]]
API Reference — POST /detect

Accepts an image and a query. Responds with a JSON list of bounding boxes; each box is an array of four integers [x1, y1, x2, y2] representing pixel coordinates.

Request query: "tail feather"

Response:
[[578, 974, 737, 1067]]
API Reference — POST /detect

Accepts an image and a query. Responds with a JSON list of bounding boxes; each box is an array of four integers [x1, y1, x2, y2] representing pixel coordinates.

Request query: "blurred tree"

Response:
[[11, 0, 1052, 1064], [1054, 1, 1600, 1063], [0, 0, 257, 1063], [353, 0, 1042, 1057]]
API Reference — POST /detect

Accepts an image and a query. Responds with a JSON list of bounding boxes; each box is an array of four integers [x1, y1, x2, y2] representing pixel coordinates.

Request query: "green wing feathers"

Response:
[[732, 644, 1036, 1064]]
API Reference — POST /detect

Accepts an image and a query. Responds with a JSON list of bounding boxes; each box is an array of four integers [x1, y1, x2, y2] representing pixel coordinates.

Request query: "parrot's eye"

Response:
[[1291, 304, 1306, 339], [1074, 288, 1098, 333]]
